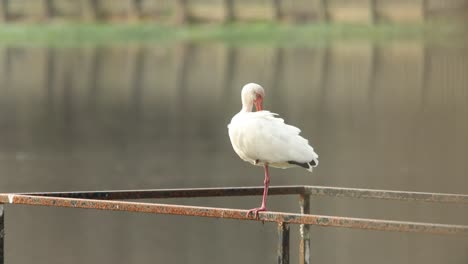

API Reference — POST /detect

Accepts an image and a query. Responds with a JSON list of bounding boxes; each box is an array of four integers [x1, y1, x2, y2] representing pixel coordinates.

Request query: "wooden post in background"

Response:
[[318, 0, 328, 22], [223, 0, 235, 23], [42, 0, 54, 19], [0, 0, 8, 22], [128, 0, 143, 20], [81, 0, 99, 21], [421, 0, 428, 21], [174, 0, 189, 24], [272, 0, 283, 21], [369, 0, 377, 24]]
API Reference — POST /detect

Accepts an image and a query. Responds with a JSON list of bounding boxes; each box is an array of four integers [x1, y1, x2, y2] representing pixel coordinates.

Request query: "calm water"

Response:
[[0, 41, 467, 263]]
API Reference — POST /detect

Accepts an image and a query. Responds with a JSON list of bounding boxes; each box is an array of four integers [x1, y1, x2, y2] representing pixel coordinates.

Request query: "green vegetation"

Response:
[[0, 22, 464, 46]]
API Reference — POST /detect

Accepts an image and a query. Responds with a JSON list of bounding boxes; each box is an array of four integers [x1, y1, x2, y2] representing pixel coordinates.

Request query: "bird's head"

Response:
[[241, 83, 265, 111]]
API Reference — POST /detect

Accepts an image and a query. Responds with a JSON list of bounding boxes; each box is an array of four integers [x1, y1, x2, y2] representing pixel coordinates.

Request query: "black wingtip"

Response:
[[288, 159, 318, 171], [288, 161, 309, 169]]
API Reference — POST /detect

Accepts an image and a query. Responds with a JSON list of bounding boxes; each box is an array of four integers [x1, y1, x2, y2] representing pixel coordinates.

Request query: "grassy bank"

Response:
[[0, 22, 464, 46]]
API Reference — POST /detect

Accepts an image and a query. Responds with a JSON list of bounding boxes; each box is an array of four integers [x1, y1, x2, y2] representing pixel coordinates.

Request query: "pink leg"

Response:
[[247, 163, 270, 218]]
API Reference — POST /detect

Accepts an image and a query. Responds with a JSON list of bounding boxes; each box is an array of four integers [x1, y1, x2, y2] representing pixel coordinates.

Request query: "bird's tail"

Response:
[[306, 158, 318, 173], [288, 158, 318, 173]]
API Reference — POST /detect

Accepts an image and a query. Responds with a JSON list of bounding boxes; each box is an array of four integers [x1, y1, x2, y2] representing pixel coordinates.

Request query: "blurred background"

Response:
[[0, 0, 468, 263]]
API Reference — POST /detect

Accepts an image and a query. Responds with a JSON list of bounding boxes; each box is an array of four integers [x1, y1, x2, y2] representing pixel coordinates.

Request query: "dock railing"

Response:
[[1, 185, 468, 264]]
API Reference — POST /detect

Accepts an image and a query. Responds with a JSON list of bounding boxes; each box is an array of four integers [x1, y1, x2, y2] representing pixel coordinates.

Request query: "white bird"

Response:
[[228, 83, 319, 218]]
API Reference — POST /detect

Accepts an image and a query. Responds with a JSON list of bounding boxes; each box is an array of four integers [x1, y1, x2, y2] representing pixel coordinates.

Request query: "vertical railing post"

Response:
[[277, 222, 290, 264], [1, 205, 4, 264], [299, 194, 310, 264]]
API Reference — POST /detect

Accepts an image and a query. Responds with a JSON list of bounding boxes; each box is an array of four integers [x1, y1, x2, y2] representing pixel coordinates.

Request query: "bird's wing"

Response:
[[229, 111, 318, 164]]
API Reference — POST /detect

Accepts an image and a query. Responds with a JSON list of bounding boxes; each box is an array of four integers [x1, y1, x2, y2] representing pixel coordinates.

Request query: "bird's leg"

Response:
[[247, 163, 270, 218]]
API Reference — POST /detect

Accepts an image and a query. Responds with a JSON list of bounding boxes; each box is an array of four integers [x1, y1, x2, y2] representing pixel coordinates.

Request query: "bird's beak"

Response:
[[254, 95, 263, 111]]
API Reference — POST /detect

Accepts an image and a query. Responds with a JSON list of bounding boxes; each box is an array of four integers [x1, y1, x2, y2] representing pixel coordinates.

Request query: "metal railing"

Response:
[[1, 185, 467, 264]]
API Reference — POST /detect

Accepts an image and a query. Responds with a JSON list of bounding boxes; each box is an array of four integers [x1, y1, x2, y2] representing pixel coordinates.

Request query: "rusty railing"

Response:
[[1, 185, 467, 264]]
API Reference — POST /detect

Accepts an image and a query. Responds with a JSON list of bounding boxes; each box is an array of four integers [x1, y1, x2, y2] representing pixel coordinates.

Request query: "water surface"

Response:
[[0, 41, 467, 263]]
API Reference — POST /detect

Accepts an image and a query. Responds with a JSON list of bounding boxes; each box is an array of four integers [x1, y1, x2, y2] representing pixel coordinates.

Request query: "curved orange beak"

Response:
[[254, 94, 263, 111]]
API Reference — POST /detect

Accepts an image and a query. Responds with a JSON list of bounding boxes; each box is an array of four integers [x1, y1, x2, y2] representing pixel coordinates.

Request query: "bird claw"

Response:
[[246, 206, 267, 219]]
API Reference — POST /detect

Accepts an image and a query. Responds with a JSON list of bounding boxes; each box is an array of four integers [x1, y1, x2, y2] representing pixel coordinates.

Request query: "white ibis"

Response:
[[228, 83, 319, 218]]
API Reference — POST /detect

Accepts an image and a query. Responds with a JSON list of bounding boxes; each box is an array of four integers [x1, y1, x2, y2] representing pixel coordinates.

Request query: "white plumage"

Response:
[[227, 83, 319, 217], [228, 83, 318, 172]]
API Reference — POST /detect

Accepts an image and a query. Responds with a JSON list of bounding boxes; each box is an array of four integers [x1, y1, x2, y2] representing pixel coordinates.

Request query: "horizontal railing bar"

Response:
[[20, 186, 306, 200], [19, 185, 468, 204], [304, 186, 468, 204], [0, 194, 467, 236]]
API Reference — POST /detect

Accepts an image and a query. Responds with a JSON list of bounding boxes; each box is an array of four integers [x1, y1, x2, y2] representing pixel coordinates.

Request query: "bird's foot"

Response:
[[246, 206, 267, 219]]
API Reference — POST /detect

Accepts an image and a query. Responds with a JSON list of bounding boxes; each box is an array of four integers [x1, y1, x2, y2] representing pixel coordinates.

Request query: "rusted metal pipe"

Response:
[[277, 222, 289, 264], [1, 194, 467, 236], [21, 185, 468, 204], [22, 186, 306, 200], [299, 194, 311, 264], [304, 186, 468, 204]]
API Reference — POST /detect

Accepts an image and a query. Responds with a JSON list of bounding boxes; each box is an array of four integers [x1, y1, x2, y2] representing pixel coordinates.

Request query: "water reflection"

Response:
[[0, 42, 467, 263]]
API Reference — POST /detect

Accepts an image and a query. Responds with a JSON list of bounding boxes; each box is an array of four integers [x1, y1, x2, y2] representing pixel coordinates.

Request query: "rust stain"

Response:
[[0, 193, 467, 236], [20, 186, 306, 200], [305, 186, 468, 204], [277, 222, 290, 264], [16, 185, 468, 205]]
